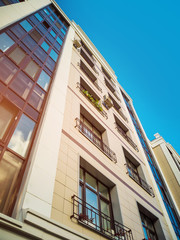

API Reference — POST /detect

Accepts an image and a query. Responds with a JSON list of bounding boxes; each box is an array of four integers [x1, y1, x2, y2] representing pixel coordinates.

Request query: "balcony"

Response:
[[71, 195, 134, 240], [80, 46, 95, 66], [125, 164, 155, 197], [118, 109, 128, 122], [75, 118, 117, 163], [77, 82, 107, 119], [105, 76, 116, 92], [79, 60, 102, 92], [115, 123, 139, 152]]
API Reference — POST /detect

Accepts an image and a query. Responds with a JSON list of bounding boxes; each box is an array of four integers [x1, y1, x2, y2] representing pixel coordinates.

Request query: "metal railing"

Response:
[[125, 164, 155, 197], [77, 82, 107, 119], [115, 123, 139, 152], [75, 118, 117, 163], [71, 195, 134, 240]]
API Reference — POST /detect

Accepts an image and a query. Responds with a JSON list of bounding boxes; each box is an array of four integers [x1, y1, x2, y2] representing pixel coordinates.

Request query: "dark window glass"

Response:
[[29, 29, 42, 43], [22, 34, 37, 50], [34, 46, 48, 63], [56, 36, 63, 45], [24, 104, 39, 121], [54, 42, 61, 51], [10, 24, 26, 38], [10, 71, 33, 99], [45, 56, 55, 71], [42, 20, 50, 30], [0, 56, 18, 84]]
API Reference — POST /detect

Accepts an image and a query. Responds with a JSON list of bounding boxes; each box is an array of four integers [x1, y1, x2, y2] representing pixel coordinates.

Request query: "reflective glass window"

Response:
[[0, 56, 18, 84], [8, 46, 26, 65], [41, 41, 49, 52], [30, 29, 42, 43], [0, 99, 18, 140], [50, 15, 55, 22], [50, 30, 56, 38], [50, 49, 58, 62], [86, 172, 97, 190], [0, 151, 22, 214], [10, 24, 26, 38], [24, 60, 40, 79], [34, 46, 48, 62], [37, 70, 50, 91], [34, 13, 43, 22], [8, 114, 35, 157], [61, 28, 66, 35], [10, 71, 33, 99], [28, 85, 45, 111], [43, 8, 50, 15], [0, 33, 15, 52], [56, 37, 62, 45], [45, 56, 55, 71], [20, 20, 33, 32], [22, 35, 37, 50]]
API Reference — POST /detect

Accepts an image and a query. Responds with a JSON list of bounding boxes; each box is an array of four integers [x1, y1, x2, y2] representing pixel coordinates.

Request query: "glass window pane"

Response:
[[41, 41, 49, 52], [24, 60, 40, 79], [22, 35, 37, 50], [50, 30, 56, 37], [45, 56, 55, 71], [30, 29, 42, 43], [61, 28, 66, 35], [86, 172, 97, 190], [99, 182, 109, 200], [34, 13, 43, 22], [0, 151, 22, 214], [50, 15, 55, 22], [54, 42, 61, 51], [8, 46, 26, 65], [43, 8, 50, 15], [50, 49, 58, 62], [37, 70, 50, 91], [10, 71, 33, 99], [0, 56, 18, 84], [100, 200, 111, 231], [34, 46, 48, 63], [20, 20, 33, 32], [57, 37, 63, 45], [0, 99, 18, 140], [8, 114, 35, 157], [80, 168, 83, 181], [0, 33, 15, 52], [10, 24, 26, 38], [86, 188, 99, 227], [28, 85, 45, 111]]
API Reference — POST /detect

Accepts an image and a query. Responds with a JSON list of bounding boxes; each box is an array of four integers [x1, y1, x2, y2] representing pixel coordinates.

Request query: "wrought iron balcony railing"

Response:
[[71, 195, 134, 240], [75, 118, 117, 163], [77, 82, 107, 119], [125, 164, 155, 197], [115, 123, 139, 152]]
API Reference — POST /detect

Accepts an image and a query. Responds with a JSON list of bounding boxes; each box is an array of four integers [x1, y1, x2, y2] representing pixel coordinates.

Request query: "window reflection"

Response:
[[8, 114, 35, 157], [0, 33, 15, 52], [28, 85, 45, 111], [0, 151, 22, 214], [34, 13, 43, 22], [37, 70, 50, 91], [8, 46, 26, 65], [50, 49, 58, 62], [24, 60, 40, 79], [41, 41, 49, 52], [0, 56, 18, 84], [20, 20, 33, 32]]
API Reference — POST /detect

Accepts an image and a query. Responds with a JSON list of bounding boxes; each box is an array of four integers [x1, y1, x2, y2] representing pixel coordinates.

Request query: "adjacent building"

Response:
[[0, 0, 179, 239]]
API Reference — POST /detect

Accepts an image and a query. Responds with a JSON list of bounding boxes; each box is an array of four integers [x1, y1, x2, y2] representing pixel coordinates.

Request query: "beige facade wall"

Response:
[[153, 145, 180, 211], [50, 31, 172, 240]]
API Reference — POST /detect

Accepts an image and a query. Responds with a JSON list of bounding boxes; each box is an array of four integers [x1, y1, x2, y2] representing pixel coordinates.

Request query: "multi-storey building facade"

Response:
[[0, 1, 179, 239], [151, 134, 180, 213]]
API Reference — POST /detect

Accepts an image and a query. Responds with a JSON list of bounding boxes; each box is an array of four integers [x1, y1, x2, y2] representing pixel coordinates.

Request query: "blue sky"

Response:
[[57, 0, 180, 154]]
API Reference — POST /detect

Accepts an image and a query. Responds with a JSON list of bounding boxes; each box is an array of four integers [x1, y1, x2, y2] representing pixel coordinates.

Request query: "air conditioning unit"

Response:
[[73, 39, 82, 48], [103, 95, 113, 109]]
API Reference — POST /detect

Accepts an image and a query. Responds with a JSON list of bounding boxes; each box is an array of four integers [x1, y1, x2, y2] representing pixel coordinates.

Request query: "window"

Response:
[[50, 30, 56, 38], [10, 24, 26, 39], [34, 13, 43, 22], [24, 60, 40, 79], [8, 46, 26, 65], [0, 33, 15, 52], [20, 20, 33, 32], [79, 167, 112, 231], [42, 20, 50, 30], [8, 114, 35, 157], [0, 99, 18, 141], [43, 8, 50, 15], [0, 56, 18, 84], [56, 36, 63, 45], [140, 212, 158, 240], [29, 29, 42, 43], [61, 28, 66, 35], [126, 157, 141, 184], [10, 71, 33, 99], [49, 49, 58, 62], [41, 41, 50, 52], [28, 85, 45, 111], [37, 70, 51, 91]]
